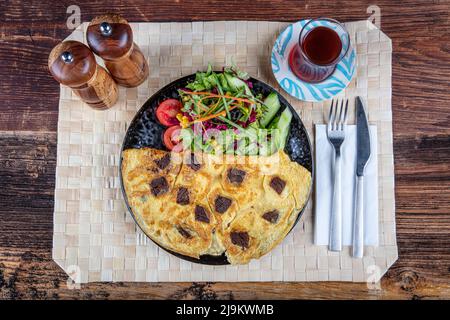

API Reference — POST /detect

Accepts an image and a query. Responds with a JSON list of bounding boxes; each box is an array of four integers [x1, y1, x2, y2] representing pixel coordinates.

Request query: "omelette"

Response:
[[121, 147, 311, 264]]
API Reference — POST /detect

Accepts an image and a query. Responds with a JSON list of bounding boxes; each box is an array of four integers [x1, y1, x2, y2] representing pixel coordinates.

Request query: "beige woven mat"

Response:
[[53, 20, 397, 283]]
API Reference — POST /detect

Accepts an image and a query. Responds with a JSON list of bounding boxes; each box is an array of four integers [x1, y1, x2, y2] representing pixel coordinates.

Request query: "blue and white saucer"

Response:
[[271, 20, 356, 102]]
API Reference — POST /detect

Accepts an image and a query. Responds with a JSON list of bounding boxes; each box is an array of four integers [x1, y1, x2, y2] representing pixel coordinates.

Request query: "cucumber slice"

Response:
[[273, 107, 292, 150], [260, 92, 281, 128], [267, 115, 280, 129]]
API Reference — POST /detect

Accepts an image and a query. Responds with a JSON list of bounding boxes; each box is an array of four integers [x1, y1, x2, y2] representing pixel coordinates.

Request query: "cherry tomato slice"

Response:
[[156, 99, 182, 126], [163, 125, 183, 151]]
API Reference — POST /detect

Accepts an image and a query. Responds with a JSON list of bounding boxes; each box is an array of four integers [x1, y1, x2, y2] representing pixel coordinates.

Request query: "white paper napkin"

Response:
[[314, 124, 379, 246]]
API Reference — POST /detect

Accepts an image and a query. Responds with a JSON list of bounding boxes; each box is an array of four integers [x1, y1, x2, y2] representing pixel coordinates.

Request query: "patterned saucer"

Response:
[[271, 19, 356, 102]]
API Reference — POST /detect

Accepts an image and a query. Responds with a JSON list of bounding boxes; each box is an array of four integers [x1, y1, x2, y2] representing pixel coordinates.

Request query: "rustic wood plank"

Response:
[[0, 1, 449, 132], [0, 132, 55, 250], [0, 0, 449, 299], [0, 129, 448, 299], [1, 247, 449, 300]]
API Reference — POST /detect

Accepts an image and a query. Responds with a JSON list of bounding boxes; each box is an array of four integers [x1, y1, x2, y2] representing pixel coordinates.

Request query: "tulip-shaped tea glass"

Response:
[[289, 18, 350, 83]]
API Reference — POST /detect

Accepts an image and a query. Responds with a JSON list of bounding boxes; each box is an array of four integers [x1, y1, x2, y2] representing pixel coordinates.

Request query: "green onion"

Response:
[[216, 81, 231, 119], [218, 116, 245, 131], [207, 98, 224, 115]]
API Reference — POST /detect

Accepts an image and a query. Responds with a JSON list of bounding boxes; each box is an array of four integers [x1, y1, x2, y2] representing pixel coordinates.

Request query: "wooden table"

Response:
[[0, 0, 449, 300]]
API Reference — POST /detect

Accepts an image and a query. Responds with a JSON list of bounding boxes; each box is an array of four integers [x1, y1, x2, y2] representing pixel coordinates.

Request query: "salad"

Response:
[[155, 63, 292, 155]]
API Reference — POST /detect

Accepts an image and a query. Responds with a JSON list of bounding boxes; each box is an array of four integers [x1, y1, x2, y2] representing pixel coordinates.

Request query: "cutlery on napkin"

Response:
[[326, 99, 349, 252], [314, 120, 379, 250]]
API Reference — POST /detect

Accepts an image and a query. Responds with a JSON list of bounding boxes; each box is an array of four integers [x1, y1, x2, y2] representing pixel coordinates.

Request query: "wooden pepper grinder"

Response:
[[48, 41, 118, 110], [87, 14, 149, 87]]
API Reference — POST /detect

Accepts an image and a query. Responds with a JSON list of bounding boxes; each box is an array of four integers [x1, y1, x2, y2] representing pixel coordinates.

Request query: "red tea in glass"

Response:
[[289, 18, 350, 83]]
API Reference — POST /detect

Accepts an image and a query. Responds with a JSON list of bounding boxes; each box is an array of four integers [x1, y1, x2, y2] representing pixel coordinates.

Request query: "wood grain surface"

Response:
[[0, 0, 449, 300]]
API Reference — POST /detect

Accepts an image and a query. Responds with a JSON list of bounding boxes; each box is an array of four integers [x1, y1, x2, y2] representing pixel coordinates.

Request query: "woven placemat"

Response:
[[53, 20, 397, 283]]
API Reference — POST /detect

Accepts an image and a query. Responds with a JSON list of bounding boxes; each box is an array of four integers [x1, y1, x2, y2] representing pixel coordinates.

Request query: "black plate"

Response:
[[119, 74, 314, 265]]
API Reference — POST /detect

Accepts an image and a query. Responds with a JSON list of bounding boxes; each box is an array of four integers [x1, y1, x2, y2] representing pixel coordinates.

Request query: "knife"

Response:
[[353, 97, 371, 258]]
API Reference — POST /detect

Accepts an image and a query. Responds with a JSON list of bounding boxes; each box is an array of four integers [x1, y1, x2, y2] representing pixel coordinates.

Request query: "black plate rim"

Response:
[[119, 74, 314, 265]]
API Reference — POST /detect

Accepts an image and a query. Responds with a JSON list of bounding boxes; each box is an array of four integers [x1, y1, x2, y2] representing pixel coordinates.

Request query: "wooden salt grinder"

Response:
[[48, 41, 118, 110], [86, 14, 149, 87]]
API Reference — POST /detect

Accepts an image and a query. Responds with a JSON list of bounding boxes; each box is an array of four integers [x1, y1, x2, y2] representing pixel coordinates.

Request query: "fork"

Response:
[[327, 98, 349, 252]]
